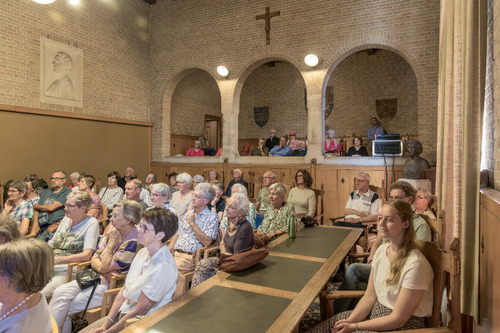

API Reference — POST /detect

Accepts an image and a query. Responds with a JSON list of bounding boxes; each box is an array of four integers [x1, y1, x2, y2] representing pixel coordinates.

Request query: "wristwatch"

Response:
[[56, 257, 61, 264]]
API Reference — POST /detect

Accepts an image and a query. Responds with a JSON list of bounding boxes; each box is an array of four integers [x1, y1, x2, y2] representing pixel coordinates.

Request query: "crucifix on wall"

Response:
[[256, 7, 280, 45]]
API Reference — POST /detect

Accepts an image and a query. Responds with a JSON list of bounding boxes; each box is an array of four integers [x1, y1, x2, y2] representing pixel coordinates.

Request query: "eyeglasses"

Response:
[[151, 193, 165, 198], [50, 177, 67, 180], [137, 222, 155, 232], [355, 179, 368, 183]]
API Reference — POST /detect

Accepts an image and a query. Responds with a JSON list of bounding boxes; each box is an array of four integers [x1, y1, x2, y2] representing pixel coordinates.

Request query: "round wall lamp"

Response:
[[304, 54, 319, 67], [217, 66, 229, 77]]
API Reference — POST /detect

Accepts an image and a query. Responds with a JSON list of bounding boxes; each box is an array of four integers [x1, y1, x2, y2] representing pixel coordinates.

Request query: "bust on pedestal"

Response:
[[401, 140, 432, 193]]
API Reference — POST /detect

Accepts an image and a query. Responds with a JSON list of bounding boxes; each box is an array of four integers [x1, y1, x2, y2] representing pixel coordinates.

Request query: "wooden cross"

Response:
[[256, 7, 280, 45]]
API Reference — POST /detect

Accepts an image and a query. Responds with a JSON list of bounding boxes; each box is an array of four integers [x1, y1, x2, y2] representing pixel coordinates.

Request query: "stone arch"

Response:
[[159, 65, 220, 158]]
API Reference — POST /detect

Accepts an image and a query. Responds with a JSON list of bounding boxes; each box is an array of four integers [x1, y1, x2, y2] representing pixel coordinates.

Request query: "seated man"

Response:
[[265, 129, 279, 151], [334, 180, 432, 314], [250, 138, 270, 156], [291, 140, 307, 156], [118, 166, 137, 191], [254, 171, 276, 214], [333, 171, 381, 231], [168, 183, 219, 273], [125, 179, 149, 211], [199, 129, 217, 156], [34, 170, 72, 241], [224, 168, 248, 197], [269, 137, 292, 156]]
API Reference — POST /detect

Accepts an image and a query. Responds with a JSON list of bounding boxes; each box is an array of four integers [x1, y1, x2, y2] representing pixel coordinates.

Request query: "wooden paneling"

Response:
[[476, 189, 500, 333], [170, 134, 198, 156]]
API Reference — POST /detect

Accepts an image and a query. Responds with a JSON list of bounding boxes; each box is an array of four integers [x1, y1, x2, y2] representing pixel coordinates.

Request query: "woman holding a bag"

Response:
[[49, 200, 141, 333], [191, 193, 255, 287]]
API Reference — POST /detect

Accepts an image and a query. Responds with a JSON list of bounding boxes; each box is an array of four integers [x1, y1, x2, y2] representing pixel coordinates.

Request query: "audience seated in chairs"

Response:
[[310, 200, 433, 332], [325, 129, 342, 154], [347, 136, 369, 157], [287, 169, 316, 219], [220, 184, 256, 230], [333, 171, 381, 232], [148, 182, 176, 215], [41, 191, 99, 299], [255, 183, 293, 243], [168, 183, 219, 274], [0, 239, 54, 333], [334, 180, 432, 314], [186, 140, 205, 157], [2, 180, 33, 237], [254, 170, 276, 215], [34, 170, 72, 242], [170, 172, 193, 221], [124, 179, 149, 211], [0, 215, 21, 243], [78, 174, 103, 220], [210, 182, 226, 222], [415, 188, 436, 220], [270, 137, 292, 156], [250, 138, 270, 156], [49, 200, 141, 333], [192, 193, 255, 287], [24, 174, 41, 206], [265, 129, 279, 151], [98, 171, 124, 213], [224, 168, 248, 197], [291, 140, 307, 156], [82, 208, 179, 333]]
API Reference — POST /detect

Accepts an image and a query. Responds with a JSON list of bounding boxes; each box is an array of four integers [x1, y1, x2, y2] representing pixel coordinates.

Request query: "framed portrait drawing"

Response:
[[40, 38, 83, 107]]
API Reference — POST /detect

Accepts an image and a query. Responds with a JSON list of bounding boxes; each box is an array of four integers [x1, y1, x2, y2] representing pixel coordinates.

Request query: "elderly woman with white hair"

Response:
[[325, 129, 342, 154], [69, 172, 80, 191], [148, 182, 176, 215], [220, 183, 256, 229], [191, 193, 255, 287], [0, 238, 54, 333], [170, 172, 193, 220], [255, 183, 294, 242], [193, 174, 204, 187]]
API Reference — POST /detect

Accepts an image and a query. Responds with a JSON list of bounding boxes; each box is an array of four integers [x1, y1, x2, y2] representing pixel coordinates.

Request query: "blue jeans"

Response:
[[333, 263, 371, 314]]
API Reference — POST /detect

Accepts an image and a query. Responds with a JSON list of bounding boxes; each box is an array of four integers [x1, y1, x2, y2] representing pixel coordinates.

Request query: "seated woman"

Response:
[[414, 189, 436, 220], [193, 174, 204, 187], [99, 171, 124, 212], [186, 140, 205, 156], [287, 132, 298, 150], [325, 129, 342, 154], [170, 172, 193, 221], [41, 191, 99, 298], [0, 215, 21, 244], [210, 182, 226, 222], [347, 136, 369, 157], [49, 200, 141, 333], [255, 183, 294, 242], [167, 172, 179, 193], [83, 208, 179, 333], [220, 183, 256, 229], [1, 180, 33, 237], [148, 182, 176, 215], [0, 238, 54, 333], [287, 169, 316, 219], [206, 169, 218, 184], [24, 174, 41, 206], [69, 172, 80, 191], [192, 193, 255, 287], [78, 174, 102, 220], [309, 200, 434, 333]]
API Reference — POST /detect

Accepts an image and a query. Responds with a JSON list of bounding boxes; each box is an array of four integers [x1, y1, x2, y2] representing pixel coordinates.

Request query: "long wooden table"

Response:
[[122, 226, 362, 333]]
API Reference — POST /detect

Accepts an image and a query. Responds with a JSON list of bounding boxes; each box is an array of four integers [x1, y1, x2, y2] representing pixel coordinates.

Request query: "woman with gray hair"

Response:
[[149, 182, 176, 215], [0, 238, 54, 333], [256, 183, 294, 242], [2, 180, 33, 237], [325, 129, 341, 153], [0, 215, 21, 244], [192, 193, 255, 287], [193, 174, 204, 187], [220, 183, 256, 229], [24, 174, 41, 205], [170, 172, 193, 220]]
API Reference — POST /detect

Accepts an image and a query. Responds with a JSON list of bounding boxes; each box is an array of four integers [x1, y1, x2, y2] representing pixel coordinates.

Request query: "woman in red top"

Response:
[[186, 140, 205, 156]]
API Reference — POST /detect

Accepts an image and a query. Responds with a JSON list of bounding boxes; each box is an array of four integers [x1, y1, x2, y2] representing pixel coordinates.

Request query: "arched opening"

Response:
[[238, 60, 306, 156], [169, 69, 221, 156]]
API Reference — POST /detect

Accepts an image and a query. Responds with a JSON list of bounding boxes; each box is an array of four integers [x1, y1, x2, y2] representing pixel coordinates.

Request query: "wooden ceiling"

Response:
[[143, 0, 155, 4]]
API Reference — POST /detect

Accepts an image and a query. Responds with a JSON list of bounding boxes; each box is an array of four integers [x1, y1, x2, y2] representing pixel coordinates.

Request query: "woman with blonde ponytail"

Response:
[[309, 200, 434, 333]]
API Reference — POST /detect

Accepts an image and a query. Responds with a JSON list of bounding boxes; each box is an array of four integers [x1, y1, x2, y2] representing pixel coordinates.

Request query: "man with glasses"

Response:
[[334, 171, 381, 230], [33, 170, 72, 241], [255, 171, 276, 214], [334, 180, 432, 314]]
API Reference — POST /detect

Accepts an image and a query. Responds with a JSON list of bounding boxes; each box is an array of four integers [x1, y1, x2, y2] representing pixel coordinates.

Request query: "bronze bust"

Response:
[[403, 140, 430, 179]]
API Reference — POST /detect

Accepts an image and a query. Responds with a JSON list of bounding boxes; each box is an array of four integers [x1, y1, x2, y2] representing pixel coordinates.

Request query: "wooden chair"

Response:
[[98, 204, 110, 232], [419, 210, 445, 248], [319, 239, 460, 332], [311, 184, 325, 225], [94, 177, 102, 194], [0, 182, 4, 211]]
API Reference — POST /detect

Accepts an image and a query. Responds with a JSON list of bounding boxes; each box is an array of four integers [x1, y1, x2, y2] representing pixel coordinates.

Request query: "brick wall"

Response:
[[493, 0, 500, 190], [0, 0, 150, 121], [170, 69, 221, 136]]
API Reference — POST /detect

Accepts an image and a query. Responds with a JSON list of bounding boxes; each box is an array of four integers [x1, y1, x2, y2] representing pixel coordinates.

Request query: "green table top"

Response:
[[270, 227, 351, 259], [146, 286, 292, 333], [226, 255, 323, 292]]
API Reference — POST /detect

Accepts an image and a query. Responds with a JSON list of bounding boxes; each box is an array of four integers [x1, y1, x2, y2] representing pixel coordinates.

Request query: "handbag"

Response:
[[301, 216, 318, 228], [76, 267, 100, 290], [216, 247, 269, 272]]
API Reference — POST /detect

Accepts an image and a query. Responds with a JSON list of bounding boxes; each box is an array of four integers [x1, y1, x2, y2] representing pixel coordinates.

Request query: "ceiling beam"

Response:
[[143, 0, 156, 4]]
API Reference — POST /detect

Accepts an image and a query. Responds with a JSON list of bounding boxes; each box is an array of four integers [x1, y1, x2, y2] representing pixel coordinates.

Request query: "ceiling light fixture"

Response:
[[217, 66, 229, 77], [304, 54, 319, 67], [32, 0, 56, 4]]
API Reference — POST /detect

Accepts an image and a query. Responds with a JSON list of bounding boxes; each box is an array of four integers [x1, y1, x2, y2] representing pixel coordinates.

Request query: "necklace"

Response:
[[0, 293, 35, 321]]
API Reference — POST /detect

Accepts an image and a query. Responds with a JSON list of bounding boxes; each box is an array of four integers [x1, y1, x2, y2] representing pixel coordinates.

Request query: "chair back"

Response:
[[0, 182, 3, 210], [419, 213, 443, 247], [311, 184, 325, 224], [173, 271, 186, 300], [94, 177, 102, 193]]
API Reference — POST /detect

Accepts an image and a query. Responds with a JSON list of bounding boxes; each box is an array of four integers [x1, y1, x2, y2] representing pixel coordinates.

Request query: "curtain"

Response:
[[436, 0, 487, 321]]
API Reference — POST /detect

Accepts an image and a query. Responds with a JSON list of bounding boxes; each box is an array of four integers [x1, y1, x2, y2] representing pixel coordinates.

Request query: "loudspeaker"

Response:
[[372, 140, 403, 156]]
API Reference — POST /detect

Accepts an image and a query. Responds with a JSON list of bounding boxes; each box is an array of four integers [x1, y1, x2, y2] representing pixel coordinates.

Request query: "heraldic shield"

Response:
[[254, 107, 269, 128], [376, 99, 398, 123]]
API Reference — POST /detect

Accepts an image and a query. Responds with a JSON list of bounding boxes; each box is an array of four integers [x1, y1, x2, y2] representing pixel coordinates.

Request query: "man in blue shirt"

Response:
[[270, 137, 292, 156]]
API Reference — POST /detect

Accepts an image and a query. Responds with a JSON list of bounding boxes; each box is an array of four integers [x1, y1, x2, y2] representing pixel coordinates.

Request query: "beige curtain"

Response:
[[436, 0, 487, 321]]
